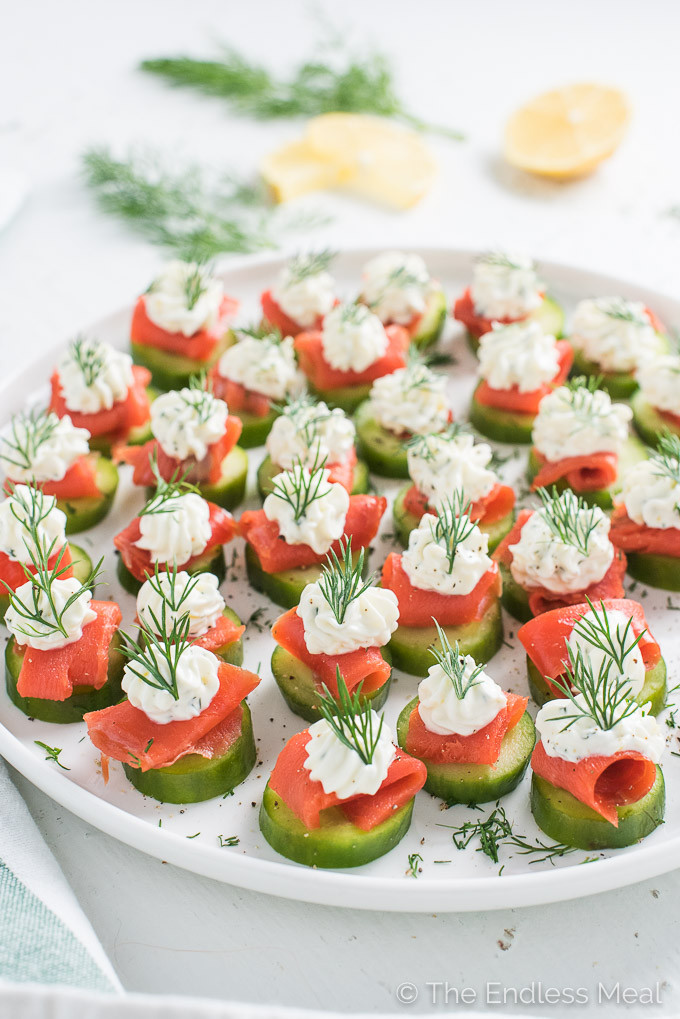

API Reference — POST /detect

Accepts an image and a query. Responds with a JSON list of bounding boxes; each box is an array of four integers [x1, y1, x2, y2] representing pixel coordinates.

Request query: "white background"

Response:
[[2, 0, 680, 1013]]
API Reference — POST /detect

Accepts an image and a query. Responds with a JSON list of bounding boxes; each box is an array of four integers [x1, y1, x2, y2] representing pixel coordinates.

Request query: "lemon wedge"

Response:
[[504, 84, 630, 179], [260, 114, 437, 209]]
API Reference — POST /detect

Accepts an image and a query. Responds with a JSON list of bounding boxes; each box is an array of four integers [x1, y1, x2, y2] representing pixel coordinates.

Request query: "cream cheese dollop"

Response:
[[567, 608, 646, 698], [637, 354, 680, 416], [263, 466, 349, 554], [151, 388, 228, 461], [617, 458, 680, 531], [368, 363, 449, 436], [57, 338, 134, 414], [532, 384, 632, 463], [217, 334, 304, 402], [407, 431, 497, 511], [361, 251, 432, 325], [266, 400, 355, 470], [135, 492, 212, 564], [0, 412, 90, 484], [321, 303, 388, 373], [402, 511, 493, 596], [570, 298, 660, 373], [509, 495, 614, 595], [303, 713, 396, 798], [297, 581, 399, 656], [271, 260, 336, 328], [5, 577, 96, 652], [417, 657, 507, 736], [136, 571, 226, 638], [470, 251, 543, 320], [0, 486, 67, 564], [122, 643, 221, 725], [535, 696, 665, 764], [144, 261, 224, 337], [478, 321, 559, 393]]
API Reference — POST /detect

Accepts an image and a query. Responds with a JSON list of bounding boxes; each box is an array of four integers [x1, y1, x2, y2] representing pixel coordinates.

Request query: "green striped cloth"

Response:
[[0, 758, 120, 993]]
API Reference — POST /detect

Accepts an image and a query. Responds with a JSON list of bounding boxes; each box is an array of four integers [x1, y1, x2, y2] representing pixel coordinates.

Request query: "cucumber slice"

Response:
[[392, 484, 514, 552], [245, 543, 367, 610], [259, 781, 415, 868], [58, 455, 119, 535], [530, 767, 665, 850], [466, 295, 565, 354], [526, 655, 667, 716], [396, 697, 535, 803], [625, 552, 680, 592], [631, 390, 680, 450], [196, 446, 248, 511], [123, 701, 255, 803], [270, 644, 392, 723], [116, 544, 226, 597], [469, 384, 535, 444], [5, 630, 125, 724], [570, 349, 638, 399], [235, 407, 279, 449], [388, 598, 503, 677], [498, 561, 533, 623], [131, 334, 231, 392], [527, 436, 648, 510], [309, 381, 372, 416], [256, 454, 370, 500], [354, 400, 410, 478], [411, 288, 447, 349], [207, 606, 244, 666]]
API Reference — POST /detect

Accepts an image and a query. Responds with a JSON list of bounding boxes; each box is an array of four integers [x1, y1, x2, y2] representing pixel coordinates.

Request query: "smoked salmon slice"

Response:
[[208, 374, 271, 417], [453, 288, 534, 338], [116, 415, 242, 487], [271, 608, 391, 695], [403, 482, 515, 526], [406, 692, 528, 766], [192, 614, 245, 653], [474, 341, 573, 414], [294, 325, 409, 391], [49, 365, 152, 439], [381, 552, 501, 627], [609, 505, 680, 557], [0, 544, 73, 592], [17, 456, 102, 500], [531, 450, 618, 493], [131, 295, 238, 361], [85, 661, 259, 771]]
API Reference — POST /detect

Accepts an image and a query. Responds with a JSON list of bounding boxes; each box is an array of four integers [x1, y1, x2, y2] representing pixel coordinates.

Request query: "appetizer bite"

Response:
[[85, 615, 260, 803], [5, 547, 124, 724], [116, 381, 247, 510], [114, 474, 236, 595], [396, 623, 534, 803], [632, 353, 680, 448], [294, 302, 409, 414], [609, 435, 680, 590], [130, 260, 238, 390], [531, 651, 665, 849], [354, 355, 451, 478], [49, 336, 153, 455], [568, 297, 667, 398], [0, 409, 119, 534], [392, 426, 515, 551], [528, 377, 644, 509], [257, 394, 368, 499], [493, 489, 626, 622], [453, 251, 563, 351], [240, 460, 386, 609], [261, 250, 337, 336], [208, 327, 305, 448], [270, 540, 398, 721], [382, 492, 503, 675], [0, 483, 91, 621], [469, 321, 573, 443], [359, 251, 447, 349], [136, 563, 244, 666], [259, 675, 427, 868], [518, 597, 667, 715]]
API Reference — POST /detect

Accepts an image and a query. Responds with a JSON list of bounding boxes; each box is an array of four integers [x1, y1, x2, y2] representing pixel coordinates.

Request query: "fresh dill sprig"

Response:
[[440, 804, 576, 866], [218, 834, 240, 847], [318, 668, 385, 766], [396, 350, 444, 395], [139, 38, 464, 140], [406, 852, 423, 878], [367, 265, 426, 312], [270, 453, 330, 523], [0, 410, 61, 473], [4, 483, 60, 560], [119, 611, 193, 701], [316, 538, 373, 625], [142, 561, 203, 618], [271, 394, 333, 454], [565, 374, 603, 398], [339, 301, 372, 326], [537, 488, 601, 557], [570, 597, 645, 675], [236, 323, 284, 344], [551, 646, 640, 732], [474, 251, 531, 272], [429, 620, 485, 699], [598, 297, 648, 326], [287, 249, 335, 284], [178, 376, 221, 425], [68, 336, 106, 387], [427, 491, 476, 573], [139, 458, 201, 517], [34, 741, 70, 771], [651, 432, 680, 486], [405, 422, 470, 462], [183, 264, 210, 310]]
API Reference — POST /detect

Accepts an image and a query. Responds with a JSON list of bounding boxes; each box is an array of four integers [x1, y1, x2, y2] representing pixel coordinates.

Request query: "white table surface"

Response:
[[3, 0, 680, 1012]]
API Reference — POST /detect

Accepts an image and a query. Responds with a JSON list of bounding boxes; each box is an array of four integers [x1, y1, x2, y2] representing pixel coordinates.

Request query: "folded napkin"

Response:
[[0, 758, 121, 994]]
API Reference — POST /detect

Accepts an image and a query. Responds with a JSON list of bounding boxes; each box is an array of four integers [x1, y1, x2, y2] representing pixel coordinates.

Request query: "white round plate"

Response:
[[0, 247, 678, 913]]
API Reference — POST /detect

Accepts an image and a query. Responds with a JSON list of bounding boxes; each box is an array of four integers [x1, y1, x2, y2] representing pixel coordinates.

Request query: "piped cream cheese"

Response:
[[478, 321, 559, 393], [567, 608, 646, 698], [57, 339, 134, 414], [637, 354, 680, 416], [5, 578, 96, 652], [217, 334, 304, 402], [407, 431, 497, 511], [263, 466, 349, 554], [303, 714, 396, 798], [402, 510, 493, 596], [0, 413, 90, 484], [532, 384, 632, 463], [134, 492, 212, 564], [321, 304, 388, 373], [570, 297, 660, 373], [361, 251, 432, 325], [535, 696, 665, 764], [266, 400, 355, 470], [368, 363, 449, 436], [297, 581, 398, 656], [470, 251, 543, 320], [617, 458, 680, 531], [151, 388, 228, 461], [144, 261, 224, 337], [122, 643, 221, 725], [271, 260, 336, 328], [417, 657, 506, 736], [137, 571, 226, 638], [0, 486, 67, 564]]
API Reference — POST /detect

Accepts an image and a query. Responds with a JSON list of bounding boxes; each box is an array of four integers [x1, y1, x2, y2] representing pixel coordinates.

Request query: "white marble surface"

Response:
[[2, 0, 680, 1012]]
